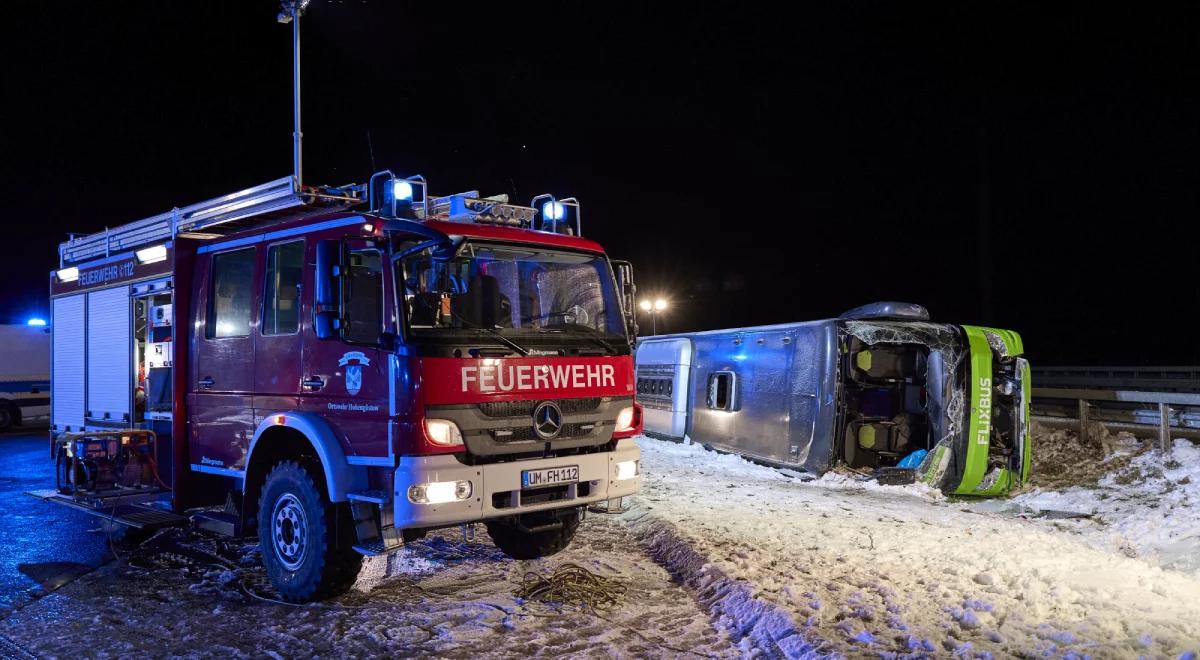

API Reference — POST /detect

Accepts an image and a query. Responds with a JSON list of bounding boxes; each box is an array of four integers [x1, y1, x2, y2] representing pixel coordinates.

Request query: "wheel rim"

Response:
[[271, 493, 309, 571]]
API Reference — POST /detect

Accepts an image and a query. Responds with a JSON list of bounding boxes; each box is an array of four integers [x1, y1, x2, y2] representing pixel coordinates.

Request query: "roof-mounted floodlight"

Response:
[[530, 194, 582, 236], [135, 244, 168, 264], [57, 267, 80, 283]]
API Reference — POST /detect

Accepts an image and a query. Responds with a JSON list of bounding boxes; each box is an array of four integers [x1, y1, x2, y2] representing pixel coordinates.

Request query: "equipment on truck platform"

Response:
[[55, 430, 162, 496]]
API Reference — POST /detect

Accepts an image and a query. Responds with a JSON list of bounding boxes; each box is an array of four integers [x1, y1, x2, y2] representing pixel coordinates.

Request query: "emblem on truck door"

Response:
[[532, 401, 564, 440], [338, 351, 371, 396]]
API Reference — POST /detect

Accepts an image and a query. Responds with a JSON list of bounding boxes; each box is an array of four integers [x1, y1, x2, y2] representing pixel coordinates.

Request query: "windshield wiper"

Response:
[[445, 309, 530, 357], [578, 333, 617, 355]]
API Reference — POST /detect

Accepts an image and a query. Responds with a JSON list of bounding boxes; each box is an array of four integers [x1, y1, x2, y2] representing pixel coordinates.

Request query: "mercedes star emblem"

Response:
[[532, 401, 564, 440]]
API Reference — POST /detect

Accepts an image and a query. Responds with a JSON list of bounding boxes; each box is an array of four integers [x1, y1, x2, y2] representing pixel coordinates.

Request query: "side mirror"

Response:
[[314, 240, 341, 339]]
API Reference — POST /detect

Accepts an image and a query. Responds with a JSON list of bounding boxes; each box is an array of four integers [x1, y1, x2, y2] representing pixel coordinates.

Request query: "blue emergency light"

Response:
[[393, 180, 414, 202], [542, 201, 566, 222], [27, 318, 47, 327], [530, 194, 581, 236]]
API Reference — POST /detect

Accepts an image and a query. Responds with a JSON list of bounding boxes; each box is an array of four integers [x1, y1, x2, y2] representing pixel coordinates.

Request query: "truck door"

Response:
[[254, 239, 306, 416], [301, 237, 393, 462], [190, 246, 259, 473]]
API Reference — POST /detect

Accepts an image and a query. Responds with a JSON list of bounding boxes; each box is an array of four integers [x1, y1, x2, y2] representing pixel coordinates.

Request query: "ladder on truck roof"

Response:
[[58, 177, 360, 266]]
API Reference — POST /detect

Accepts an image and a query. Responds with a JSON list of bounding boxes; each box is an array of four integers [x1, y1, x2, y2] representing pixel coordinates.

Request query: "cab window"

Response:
[[342, 244, 383, 344], [206, 248, 255, 339], [262, 241, 304, 335]]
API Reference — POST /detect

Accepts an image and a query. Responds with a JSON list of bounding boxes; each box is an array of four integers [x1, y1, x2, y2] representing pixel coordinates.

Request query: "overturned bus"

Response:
[[635, 302, 1030, 496]]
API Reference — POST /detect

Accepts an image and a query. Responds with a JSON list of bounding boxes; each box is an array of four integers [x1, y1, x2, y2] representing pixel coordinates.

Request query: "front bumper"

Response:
[[392, 439, 641, 529]]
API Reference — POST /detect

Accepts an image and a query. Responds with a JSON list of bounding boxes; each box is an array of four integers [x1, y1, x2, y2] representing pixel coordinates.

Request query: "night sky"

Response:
[[3, 2, 1199, 365]]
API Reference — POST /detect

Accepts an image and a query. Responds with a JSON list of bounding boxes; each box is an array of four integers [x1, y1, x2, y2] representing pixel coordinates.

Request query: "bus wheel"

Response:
[[485, 507, 582, 560], [0, 403, 16, 432], [258, 460, 361, 602]]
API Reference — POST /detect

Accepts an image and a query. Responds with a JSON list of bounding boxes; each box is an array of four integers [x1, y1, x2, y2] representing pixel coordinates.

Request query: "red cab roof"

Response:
[[418, 219, 605, 254]]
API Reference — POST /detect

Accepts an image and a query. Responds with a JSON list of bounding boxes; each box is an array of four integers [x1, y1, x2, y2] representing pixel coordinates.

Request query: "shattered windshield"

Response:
[[398, 241, 626, 341]]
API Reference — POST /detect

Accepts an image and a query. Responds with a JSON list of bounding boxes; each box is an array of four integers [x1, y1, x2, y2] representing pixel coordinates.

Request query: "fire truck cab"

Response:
[[37, 173, 643, 601]]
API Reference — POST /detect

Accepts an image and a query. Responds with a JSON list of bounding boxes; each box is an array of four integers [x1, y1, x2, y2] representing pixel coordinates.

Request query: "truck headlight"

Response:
[[614, 406, 635, 433], [409, 480, 473, 504], [424, 419, 464, 446], [615, 459, 640, 481]]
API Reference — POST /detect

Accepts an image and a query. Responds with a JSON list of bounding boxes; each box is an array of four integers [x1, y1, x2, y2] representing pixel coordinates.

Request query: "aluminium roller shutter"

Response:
[[51, 294, 86, 432], [86, 286, 131, 423]]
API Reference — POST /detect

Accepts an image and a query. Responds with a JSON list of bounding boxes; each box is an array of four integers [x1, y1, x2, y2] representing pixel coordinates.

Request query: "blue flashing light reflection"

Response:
[[26, 318, 47, 327], [393, 180, 414, 202]]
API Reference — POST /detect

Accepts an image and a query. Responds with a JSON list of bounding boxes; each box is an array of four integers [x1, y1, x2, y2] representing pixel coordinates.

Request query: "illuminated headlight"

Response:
[[614, 406, 635, 433], [408, 480, 473, 504], [393, 179, 414, 202], [615, 460, 640, 481], [542, 201, 565, 221], [424, 418, 464, 446], [135, 244, 168, 264], [57, 267, 79, 283]]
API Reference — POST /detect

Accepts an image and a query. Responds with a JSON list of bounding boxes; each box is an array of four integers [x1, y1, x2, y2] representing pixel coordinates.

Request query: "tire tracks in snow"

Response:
[[622, 508, 833, 659]]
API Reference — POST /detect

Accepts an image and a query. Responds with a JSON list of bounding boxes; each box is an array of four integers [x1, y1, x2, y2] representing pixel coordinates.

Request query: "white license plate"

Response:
[[521, 465, 579, 489]]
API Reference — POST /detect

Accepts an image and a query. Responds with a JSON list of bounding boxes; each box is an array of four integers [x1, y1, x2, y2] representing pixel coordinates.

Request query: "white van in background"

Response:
[[0, 323, 51, 432]]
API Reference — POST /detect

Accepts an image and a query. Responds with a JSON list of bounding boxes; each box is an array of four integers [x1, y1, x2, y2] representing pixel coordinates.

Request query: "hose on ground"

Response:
[[514, 562, 627, 611]]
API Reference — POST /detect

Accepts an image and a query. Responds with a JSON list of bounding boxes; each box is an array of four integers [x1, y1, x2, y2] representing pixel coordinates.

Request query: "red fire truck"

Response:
[[35, 173, 643, 601]]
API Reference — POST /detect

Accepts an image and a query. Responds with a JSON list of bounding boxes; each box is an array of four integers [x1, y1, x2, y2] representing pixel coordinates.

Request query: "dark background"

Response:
[[3, 2, 1198, 364]]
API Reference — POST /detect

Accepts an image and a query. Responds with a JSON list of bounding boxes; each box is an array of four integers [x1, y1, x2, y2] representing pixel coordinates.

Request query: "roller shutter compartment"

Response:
[[86, 286, 132, 423], [51, 294, 86, 432]]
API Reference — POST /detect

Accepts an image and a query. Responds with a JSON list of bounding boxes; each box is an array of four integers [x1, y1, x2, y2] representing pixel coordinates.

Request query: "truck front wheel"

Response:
[[485, 507, 582, 560], [258, 460, 361, 602]]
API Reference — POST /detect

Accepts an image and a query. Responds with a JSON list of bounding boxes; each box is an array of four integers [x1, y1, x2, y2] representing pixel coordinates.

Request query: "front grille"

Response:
[[490, 423, 595, 443], [478, 397, 602, 418]]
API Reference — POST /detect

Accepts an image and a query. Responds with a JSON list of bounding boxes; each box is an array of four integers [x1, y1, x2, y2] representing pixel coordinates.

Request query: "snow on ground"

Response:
[[0, 514, 733, 658], [1013, 426, 1200, 576], [4, 428, 1200, 658], [631, 436, 1200, 658]]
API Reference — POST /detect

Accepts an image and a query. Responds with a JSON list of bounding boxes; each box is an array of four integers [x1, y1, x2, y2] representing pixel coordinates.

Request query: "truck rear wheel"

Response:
[[485, 507, 582, 560], [257, 460, 361, 602]]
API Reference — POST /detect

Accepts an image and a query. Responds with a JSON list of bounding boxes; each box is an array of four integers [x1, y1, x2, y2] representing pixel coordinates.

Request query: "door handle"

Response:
[[199, 376, 215, 389], [302, 376, 325, 390]]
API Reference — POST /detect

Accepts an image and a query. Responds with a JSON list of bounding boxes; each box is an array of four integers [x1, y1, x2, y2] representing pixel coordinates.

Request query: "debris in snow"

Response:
[[1023, 421, 1144, 491], [1014, 433, 1200, 574]]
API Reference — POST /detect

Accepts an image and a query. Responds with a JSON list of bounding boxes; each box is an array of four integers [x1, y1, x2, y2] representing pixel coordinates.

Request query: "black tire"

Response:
[[485, 508, 582, 560], [875, 467, 918, 486], [258, 460, 362, 602], [0, 402, 16, 433]]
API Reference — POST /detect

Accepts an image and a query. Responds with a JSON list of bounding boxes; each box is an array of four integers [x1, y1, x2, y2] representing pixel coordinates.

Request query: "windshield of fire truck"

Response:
[[398, 242, 625, 341]]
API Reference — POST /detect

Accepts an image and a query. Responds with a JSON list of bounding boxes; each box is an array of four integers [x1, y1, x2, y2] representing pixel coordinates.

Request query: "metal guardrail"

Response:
[[1032, 365, 1200, 392], [1032, 387, 1185, 452]]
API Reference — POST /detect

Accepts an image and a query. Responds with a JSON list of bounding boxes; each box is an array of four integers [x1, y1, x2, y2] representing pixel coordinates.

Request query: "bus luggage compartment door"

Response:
[[635, 338, 693, 440]]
